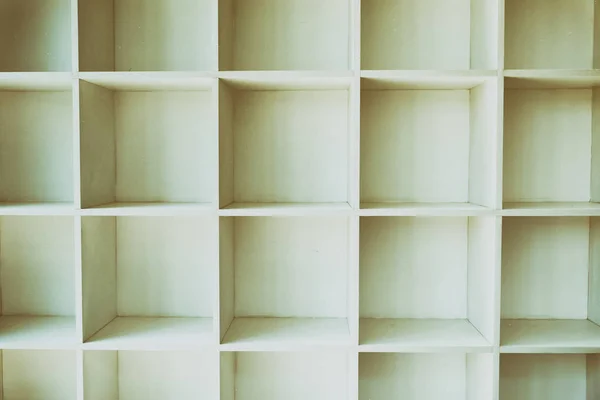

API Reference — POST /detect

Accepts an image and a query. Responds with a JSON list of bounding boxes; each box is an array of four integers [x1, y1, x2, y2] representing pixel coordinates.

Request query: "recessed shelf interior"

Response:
[[0, 88, 73, 205], [84, 350, 218, 400], [82, 216, 216, 348], [1, 350, 76, 400], [505, 0, 599, 69], [79, 79, 216, 209], [218, 0, 350, 71], [219, 217, 352, 347], [359, 352, 494, 400], [78, 0, 216, 71], [219, 80, 352, 208], [359, 217, 496, 349], [0, 0, 71, 72], [501, 217, 600, 350], [361, 0, 498, 70], [500, 354, 600, 400], [221, 351, 350, 400], [503, 81, 600, 208], [0, 216, 75, 348], [360, 78, 497, 208]]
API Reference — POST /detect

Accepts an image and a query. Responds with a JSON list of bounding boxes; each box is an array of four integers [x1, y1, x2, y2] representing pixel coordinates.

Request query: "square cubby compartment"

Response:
[[219, 217, 352, 349], [78, 0, 216, 71], [0, 217, 75, 348], [0, 0, 71, 72], [361, 0, 498, 70], [79, 78, 216, 212], [503, 78, 600, 212], [219, 79, 352, 211], [506, 0, 600, 69], [360, 217, 497, 351], [500, 354, 600, 400], [221, 351, 351, 400], [84, 350, 218, 400], [0, 85, 73, 210], [360, 77, 498, 212], [360, 353, 495, 400], [218, 0, 351, 70], [82, 216, 217, 349], [501, 217, 600, 352], [0, 350, 76, 400]]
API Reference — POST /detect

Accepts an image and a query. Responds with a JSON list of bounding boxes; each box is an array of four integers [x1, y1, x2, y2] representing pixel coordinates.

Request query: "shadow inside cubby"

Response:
[[219, 78, 353, 211], [78, 0, 216, 71], [361, 0, 498, 70], [221, 351, 350, 400], [219, 217, 353, 349], [500, 354, 600, 400], [501, 217, 600, 352], [82, 216, 216, 349], [218, 0, 350, 71], [359, 216, 496, 351], [79, 77, 216, 213], [0, 83, 73, 211], [0, 350, 76, 400], [359, 353, 494, 400], [84, 350, 218, 400], [505, 0, 600, 70], [360, 76, 498, 212], [0, 216, 76, 348], [0, 0, 71, 72], [503, 77, 600, 213]]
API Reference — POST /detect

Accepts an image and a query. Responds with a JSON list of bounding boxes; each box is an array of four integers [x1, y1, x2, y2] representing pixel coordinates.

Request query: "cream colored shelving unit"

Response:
[[0, 0, 599, 399]]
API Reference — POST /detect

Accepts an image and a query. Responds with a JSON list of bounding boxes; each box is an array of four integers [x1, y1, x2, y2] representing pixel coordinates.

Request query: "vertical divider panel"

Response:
[[219, 217, 234, 342], [70, 0, 79, 73], [218, 0, 234, 71], [495, 1, 505, 399], [218, 80, 234, 209], [589, 218, 600, 326]]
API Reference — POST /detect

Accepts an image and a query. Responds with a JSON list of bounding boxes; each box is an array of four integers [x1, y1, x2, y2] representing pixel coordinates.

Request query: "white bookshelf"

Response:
[[0, 0, 598, 398]]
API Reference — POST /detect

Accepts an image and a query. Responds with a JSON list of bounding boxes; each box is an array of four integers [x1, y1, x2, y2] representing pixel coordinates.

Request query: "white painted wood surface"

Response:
[[0, 0, 599, 399]]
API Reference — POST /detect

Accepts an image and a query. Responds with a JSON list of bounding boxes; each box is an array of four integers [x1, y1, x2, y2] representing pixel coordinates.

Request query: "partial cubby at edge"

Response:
[[0, 216, 76, 349], [0, 0, 72, 72], [503, 76, 600, 213], [84, 350, 219, 400], [361, 0, 498, 70], [78, 0, 217, 71], [505, 0, 600, 70], [500, 354, 600, 400], [81, 216, 217, 349], [218, 0, 352, 71], [221, 351, 352, 400], [360, 352, 495, 400], [501, 217, 600, 352], [0, 82, 73, 212]]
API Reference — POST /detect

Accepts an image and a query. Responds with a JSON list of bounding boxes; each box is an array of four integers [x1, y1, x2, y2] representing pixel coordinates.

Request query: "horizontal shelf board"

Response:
[[220, 202, 353, 216], [80, 202, 214, 216], [500, 319, 600, 353], [221, 317, 352, 351], [79, 72, 215, 91], [359, 202, 491, 216], [0, 72, 72, 90], [219, 71, 352, 90], [83, 317, 213, 350], [0, 202, 75, 215], [0, 316, 77, 349], [505, 69, 600, 88], [359, 318, 492, 353], [502, 202, 600, 216], [361, 70, 496, 90]]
